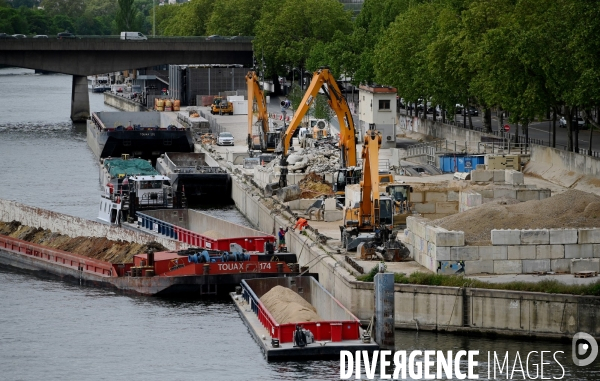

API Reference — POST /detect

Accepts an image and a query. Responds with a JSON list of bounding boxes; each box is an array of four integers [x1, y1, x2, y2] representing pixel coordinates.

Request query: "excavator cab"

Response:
[[386, 184, 413, 227], [333, 167, 362, 205]]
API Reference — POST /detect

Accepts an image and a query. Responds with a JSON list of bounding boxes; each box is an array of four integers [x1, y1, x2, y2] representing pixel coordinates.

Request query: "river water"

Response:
[[0, 68, 597, 380]]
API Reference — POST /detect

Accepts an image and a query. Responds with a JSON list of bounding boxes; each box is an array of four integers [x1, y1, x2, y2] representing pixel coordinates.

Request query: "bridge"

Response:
[[0, 37, 254, 121]]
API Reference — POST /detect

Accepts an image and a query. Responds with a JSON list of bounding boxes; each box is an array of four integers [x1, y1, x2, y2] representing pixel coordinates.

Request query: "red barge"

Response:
[[0, 233, 306, 296]]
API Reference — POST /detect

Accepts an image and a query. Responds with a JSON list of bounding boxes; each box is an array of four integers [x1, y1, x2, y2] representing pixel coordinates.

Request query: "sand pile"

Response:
[[260, 285, 321, 324], [433, 189, 600, 245], [0, 221, 166, 263], [298, 172, 334, 199]]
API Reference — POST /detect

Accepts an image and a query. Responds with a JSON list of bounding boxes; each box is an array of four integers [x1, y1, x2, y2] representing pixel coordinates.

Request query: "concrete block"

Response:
[[324, 198, 336, 211], [447, 191, 459, 202], [323, 210, 342, 222], [516, 189, 541, 202], [493, 188, 517, 199], [479, 189, 494, 199], [451, 246, 479, 261], [539, 189, 551, 200], [507, 245, 536, 260], [520, 229, 549, 245], [506, 170, 524, 185], [425, 192, 447, 202], [595, 244, 600, 258], [435, 202, 458, 214], [535, 245, 564, 259], [479, 245, 508, 260], [437, 260, 465, 275], [414, 202, 436, 214], [476, 164, 485, 170], [436, 246, 451, 260], [471, 170, 493, 182], [570, 258, 600, 273], [491, 230, 521, 245], [522, 259, 551, 273], [494, 260, 523, 274], [426, 225, 442, 242], [551, 259, 571, 273], [422, 213, 452, 220], [427, 242, 437, 262], [432, 230, 465, 247], [549, 229, 578, 245], [492, 170, 505, 183], [565, 244, 594, 259], [464, 260, 494, 275], [578, 228, 600, 244], [414, 221, 427, 240], [410, 191, 424, 203]]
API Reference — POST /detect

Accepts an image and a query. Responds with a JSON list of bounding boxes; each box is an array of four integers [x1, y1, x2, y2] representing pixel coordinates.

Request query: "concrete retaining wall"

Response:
[[0, 199, 183, 251], [103, 92, 147, 112], [405, 216, 600, 275]]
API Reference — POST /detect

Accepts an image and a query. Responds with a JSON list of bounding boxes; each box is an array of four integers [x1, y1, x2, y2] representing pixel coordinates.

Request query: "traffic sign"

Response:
[[503, 124, 510, 132]]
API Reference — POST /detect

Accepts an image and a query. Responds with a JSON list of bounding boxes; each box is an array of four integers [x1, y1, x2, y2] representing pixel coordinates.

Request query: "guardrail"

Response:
[[0, 235, 115, 276], [136, 212, 272, 252]]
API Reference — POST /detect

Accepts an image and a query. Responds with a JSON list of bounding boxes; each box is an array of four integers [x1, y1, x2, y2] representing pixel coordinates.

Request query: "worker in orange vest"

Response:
[[293, 217, 308, 232]]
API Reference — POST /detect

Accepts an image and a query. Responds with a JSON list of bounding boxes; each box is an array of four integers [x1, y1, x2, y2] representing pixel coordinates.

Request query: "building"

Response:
[[357, 85, 397, 149]]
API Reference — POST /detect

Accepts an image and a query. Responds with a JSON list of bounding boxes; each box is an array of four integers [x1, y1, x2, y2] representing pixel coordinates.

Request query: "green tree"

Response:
[[159, 0, 215, 36], [206, 0, 263, 36], [254, 0, 353, 77], [51, 14, 75, 34], [41, 0, 85, 19], [115, 0, 141, 32]]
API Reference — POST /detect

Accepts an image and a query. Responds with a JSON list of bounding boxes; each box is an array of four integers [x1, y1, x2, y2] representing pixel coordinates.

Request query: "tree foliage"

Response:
[[206, 0, 264, 36], [159, 0, 215, 36], [115, 0, 141, 32]]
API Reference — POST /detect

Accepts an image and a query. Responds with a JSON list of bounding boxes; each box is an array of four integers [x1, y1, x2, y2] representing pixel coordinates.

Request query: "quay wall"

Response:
[[104, 92, 147, 112], [230, 174, 600, 339], [0, 199, 184, 251]]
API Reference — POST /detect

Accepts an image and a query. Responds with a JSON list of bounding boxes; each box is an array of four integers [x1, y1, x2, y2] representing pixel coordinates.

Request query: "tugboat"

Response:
[[98, 155, 185, 225]]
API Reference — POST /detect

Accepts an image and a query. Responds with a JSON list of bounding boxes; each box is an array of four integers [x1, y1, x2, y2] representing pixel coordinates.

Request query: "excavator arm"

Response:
[[358, 127, 382, 229], [278, 67, 357, 186], [246, 71, 269, 151]]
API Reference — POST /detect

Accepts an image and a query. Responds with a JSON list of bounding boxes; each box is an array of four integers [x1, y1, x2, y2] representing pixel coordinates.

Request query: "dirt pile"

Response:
[[433, 189, 600, 245], [0, 221, 166, 263], [297, 172, 334, 199], [260, 285, 322, 324]]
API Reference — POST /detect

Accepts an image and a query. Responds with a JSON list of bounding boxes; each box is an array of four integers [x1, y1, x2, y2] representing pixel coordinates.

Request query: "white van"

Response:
[[120, 32, 147, 40]]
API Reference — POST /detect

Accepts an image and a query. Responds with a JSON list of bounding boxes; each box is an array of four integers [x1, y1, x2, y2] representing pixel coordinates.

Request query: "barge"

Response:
[[232, 276, 378, 361], [87, 111, 193, 161], [155, 152, 231, 202], [0, 233, 305, 296]]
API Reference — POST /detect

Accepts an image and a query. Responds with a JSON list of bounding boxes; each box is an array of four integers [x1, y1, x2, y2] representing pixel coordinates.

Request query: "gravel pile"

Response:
[[260, 285, 321, 324], [261, 146, 350, 175], [433, 189, 600, 245]]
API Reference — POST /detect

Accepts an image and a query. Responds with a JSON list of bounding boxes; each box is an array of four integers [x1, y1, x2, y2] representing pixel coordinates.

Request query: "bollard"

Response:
[[277, 263, 284, 273], [203, 264, 210, 275], [374, 272, 395, 350]]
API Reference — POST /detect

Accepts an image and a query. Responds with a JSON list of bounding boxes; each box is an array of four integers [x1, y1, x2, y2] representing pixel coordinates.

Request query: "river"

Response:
[[0, 68, 597, 380]]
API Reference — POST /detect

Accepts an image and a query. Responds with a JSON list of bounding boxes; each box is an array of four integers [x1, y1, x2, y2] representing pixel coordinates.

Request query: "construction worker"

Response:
[[278, 226, 288, 252], [293, 217, 308, 232]]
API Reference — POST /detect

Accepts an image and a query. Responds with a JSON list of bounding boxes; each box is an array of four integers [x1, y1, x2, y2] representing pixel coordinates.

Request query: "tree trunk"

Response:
[[514, 122, 519, 144], [551, 108, 556, 148], [484, 107, 492, 133], [524, 121, 529, 149], [574, 106, 579, 153], [565, 106, 573, 151]]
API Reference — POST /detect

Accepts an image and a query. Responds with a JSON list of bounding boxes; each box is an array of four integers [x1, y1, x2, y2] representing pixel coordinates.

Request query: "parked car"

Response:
[[57, 32, 76, 39], [455, 104, 464, 113], [12, 34, 27, 38], [33, 35, 48, 38], [559, 117, 587, 129], [206, 35, 226, 40], [0, 33, 17, 39], [217, 131, 234, 146], [462, 106, 479, 116]]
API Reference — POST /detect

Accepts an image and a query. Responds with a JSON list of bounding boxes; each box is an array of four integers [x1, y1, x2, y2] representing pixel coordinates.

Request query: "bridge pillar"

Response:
[[70, 75, 89, 122]]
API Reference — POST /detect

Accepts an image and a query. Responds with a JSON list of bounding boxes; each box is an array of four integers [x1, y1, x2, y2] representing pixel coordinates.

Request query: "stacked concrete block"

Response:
[[451, 246, 479, 260], [459, 190, 482, 212], [520, 229, 549, 245], [536, 245, 564, 259], [491, 229, 521, 245], [506, 170, 524, 185], [492, 170, 505, 183], [410, 191, 424, 203], [493, 188, 517, 199], [470, 169, 493, 182], [565, 244, 594, 258], [578, 228, 600, 244], [570, 258, 600, 273], [447, 191, 459, 202], [522, 259, 551, 273], [551, 259, 571, 273], [464, 260, 494, 275], [516, 189, 543, 202], [595, 245, 600, 258], [549, 229, 578, 244], [538, 189, 551, 200], [508, 245, 536, 259], [479, 245, 508, 260], [494, 260, 523, 274]]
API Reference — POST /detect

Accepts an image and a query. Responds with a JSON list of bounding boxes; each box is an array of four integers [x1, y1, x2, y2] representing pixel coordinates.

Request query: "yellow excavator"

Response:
[[274, 67, 360, 200], [210, 96, 234, 115], [246, 71, 280, 153], [340, 125, 409, 260]]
